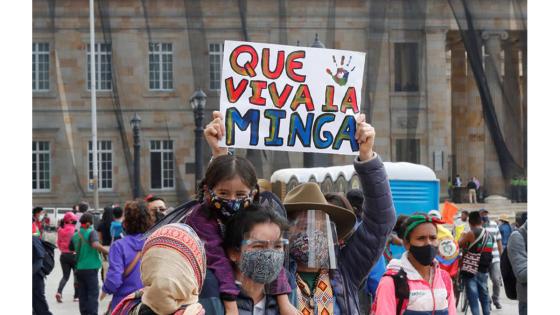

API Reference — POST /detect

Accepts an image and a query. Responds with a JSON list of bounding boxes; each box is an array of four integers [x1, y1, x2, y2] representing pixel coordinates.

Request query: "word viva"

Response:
[[225, 108, 359, 151], [225, 45, 359, 113]]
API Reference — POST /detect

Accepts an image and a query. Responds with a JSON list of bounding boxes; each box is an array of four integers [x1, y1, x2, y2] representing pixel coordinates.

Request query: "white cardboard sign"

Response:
[[219, 40, 366, 155]]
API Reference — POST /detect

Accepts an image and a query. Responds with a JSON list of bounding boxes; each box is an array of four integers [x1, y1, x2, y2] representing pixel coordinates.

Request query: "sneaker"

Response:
[[55, 293, 62, 303]]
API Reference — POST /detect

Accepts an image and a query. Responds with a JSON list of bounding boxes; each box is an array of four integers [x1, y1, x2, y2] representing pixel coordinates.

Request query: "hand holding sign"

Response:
[[355, 113, 375, 162], [204, 111, 228, 157], [219, 40, 366, 156]]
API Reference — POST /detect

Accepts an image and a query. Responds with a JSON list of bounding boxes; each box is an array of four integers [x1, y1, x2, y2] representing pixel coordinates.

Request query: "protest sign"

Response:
[[218, 40, 366, 155]]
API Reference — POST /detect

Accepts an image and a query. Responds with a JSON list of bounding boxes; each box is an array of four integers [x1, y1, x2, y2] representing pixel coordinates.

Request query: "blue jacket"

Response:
[[288, 154, 397, 314]]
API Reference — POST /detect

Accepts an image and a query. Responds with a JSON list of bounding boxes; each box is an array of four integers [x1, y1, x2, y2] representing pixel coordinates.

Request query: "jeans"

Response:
[[76, 269, 99, 315], [465, 272, 491, 315], [519, 302, 527, 315], [57, 253, 78, 298], [489, 262, 502, 303], [32, 273, 53, 315]]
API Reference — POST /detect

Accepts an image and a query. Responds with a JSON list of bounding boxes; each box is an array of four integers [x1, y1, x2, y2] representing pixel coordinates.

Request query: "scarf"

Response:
[[111, 289, 204, 315], [296, 270, 334, 315]]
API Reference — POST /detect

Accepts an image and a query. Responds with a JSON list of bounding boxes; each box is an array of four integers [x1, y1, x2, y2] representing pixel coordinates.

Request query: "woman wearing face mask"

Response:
[[219, 204, 289, 314], [371, 214, 456, 315], [183, 154, 293, 315]]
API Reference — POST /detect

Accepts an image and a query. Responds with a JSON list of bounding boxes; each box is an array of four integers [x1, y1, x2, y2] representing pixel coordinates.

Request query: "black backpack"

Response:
[[500, 228, 527, 300], [41, 240, 56, 276]]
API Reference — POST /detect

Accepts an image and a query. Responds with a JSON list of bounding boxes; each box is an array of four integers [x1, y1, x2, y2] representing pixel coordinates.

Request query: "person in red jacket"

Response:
[[56, 212, 79, 303]]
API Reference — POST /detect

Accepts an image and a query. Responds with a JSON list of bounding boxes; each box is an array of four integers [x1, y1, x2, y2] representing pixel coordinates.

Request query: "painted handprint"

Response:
[[326, 55, 356, 86]]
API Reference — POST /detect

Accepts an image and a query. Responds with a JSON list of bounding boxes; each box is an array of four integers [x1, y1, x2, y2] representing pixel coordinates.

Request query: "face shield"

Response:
[[288, 210, 338, 270]]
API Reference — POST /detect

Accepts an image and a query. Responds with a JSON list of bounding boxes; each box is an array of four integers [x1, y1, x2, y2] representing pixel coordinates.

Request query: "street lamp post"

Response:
[[190, 89, 207, 185], [303, 34, 326, 168], [130, 113, 142, 199]]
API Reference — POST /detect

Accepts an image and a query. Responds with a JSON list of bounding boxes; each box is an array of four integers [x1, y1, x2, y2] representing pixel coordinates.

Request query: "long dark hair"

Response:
[[196, 155, 259, 203], [101, 205, 114, 227]]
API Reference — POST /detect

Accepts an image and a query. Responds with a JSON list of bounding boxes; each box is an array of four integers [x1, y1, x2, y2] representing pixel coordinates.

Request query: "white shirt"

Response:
[[253, 297, 266, 315]]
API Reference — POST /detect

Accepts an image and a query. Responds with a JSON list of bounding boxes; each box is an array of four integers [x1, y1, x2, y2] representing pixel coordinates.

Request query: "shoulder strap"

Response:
[[124, 251, 142, 277], [468, 228, 486, 250], [388, 268, 409, 315]]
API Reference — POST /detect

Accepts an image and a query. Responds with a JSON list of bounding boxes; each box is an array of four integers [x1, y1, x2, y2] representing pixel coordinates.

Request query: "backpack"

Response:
[[501, 228, 527, 300], [385, 267, 453, 315], [41, 240, 56, 276]]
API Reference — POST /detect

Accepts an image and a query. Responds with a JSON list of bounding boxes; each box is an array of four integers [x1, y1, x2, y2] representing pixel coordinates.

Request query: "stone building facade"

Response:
[[32, 0, 526, 207]]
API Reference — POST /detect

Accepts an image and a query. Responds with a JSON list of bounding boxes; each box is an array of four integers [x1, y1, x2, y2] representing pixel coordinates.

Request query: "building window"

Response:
[[88, 140, 113, 190], [32, 43, 50, 91], [149, 43, 173, 90], [394, 43, 419, 92], [396, 139, 420, 164], [209, 43, 224, 90], [32, 141, 51, 191], [87, 43, 112, 91], [150, 140, 174, 189]]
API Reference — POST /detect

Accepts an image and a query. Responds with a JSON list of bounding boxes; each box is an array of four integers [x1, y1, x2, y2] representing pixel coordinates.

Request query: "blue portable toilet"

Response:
[[384, 162, 440, 260]]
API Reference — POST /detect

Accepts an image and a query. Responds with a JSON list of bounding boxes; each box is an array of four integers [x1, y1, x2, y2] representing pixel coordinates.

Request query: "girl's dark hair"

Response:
[[123, 200, 154, 234], [395, 214, 410, 239], [223, 204, 289, 250], [197, 155, 259, 203], [101, 206, 114, 226], [33, 206, 43, 215]]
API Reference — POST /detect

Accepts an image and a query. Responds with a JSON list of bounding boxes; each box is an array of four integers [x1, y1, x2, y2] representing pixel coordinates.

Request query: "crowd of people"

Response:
[[32, 112, 528, 315]]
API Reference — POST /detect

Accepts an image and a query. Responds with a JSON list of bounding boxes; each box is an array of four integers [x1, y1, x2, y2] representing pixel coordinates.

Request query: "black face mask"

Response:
[[409, 244, 438, 266]]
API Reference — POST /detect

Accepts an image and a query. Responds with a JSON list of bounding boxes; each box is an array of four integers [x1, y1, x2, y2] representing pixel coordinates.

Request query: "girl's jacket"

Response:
[[372, 252, 456, 315]]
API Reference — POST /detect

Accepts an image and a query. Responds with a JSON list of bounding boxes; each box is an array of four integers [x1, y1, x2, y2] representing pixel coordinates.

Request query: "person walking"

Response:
[[33, 235, 53, 315], [458, 211, 494, 315], [71, 212, 109, 315], [56, 212, 79, 303], [102, 200, 154, 312], [371, 214, 456, 315], [507, 221, 527, 315], [480, 209, 504, 309]]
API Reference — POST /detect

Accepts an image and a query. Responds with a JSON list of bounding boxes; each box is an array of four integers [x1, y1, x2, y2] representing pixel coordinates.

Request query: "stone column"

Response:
[[503, 36, 523, 168], [426, 28, 452, 197], [466, 56, 485, 184], [450, 41, 467, 180], [481, 30, 508, 196]]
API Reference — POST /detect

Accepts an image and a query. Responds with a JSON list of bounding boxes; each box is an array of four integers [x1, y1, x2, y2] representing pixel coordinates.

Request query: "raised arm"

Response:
[[339, 114, 397, 288], [204, 111, 228, 158]]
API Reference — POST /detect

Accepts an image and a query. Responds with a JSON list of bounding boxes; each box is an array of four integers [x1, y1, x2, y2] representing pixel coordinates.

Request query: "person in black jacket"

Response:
[[33, 235, 53, 315]]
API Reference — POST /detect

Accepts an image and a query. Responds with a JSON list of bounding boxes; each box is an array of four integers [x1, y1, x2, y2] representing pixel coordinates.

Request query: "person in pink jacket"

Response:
[[372, 214, 456, 315], [56, 212, 79, 303]]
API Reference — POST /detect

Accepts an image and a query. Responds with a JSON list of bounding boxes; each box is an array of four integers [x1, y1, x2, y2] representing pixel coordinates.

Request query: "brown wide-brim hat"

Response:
[[284, 182, 356, 240]]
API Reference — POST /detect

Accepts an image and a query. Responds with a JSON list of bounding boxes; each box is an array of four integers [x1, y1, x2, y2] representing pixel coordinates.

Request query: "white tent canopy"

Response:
[[271, 162, 437, 183]]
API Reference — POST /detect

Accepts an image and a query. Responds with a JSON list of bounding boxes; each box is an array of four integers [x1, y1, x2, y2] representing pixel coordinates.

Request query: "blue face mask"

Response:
[[207, 190, 253, 220]]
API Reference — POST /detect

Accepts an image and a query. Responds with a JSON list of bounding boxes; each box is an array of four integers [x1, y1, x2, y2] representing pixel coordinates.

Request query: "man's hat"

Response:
[[499, 214, 510, 222], [283, 182, 356, 239]]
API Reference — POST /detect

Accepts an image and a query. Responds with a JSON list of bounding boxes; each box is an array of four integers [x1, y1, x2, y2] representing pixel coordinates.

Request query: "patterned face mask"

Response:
[[289, 231, 331, 268], [206, 190, 253, 221], [239, 249, 284, 284]]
